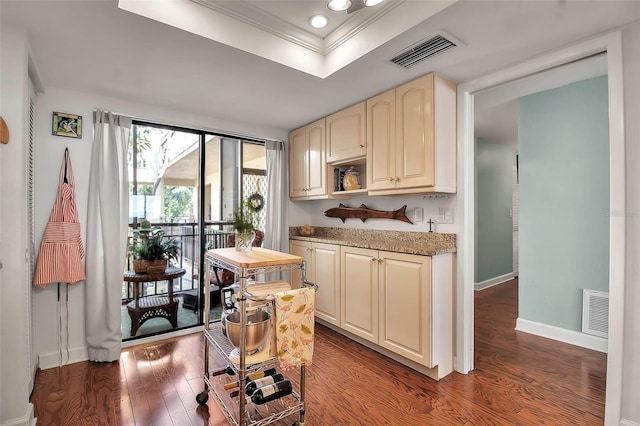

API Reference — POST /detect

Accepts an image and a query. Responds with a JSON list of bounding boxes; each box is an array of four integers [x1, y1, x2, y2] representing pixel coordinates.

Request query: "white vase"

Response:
[[235, 230, 256, 252]]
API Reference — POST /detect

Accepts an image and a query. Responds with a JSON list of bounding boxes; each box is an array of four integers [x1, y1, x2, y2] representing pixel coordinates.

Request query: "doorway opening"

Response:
[[458, 32, 626, 424]]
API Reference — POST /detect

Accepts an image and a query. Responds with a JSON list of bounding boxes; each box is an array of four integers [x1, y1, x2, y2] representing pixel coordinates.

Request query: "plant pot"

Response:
[[235, 230, 256, 252], [132, 259, 147, 274], [146, 259, 168, 274]]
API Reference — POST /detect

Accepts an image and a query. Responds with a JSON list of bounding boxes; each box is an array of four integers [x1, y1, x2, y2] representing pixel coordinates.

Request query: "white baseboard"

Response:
[[38, 345, 89, 370], [515, 318, 607, 353], [0, 403, 35, 426], [620, 419, 640, 426], [475, 272, 516, 291]]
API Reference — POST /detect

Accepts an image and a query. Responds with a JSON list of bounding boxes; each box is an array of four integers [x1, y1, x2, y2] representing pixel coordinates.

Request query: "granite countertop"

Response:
[[289, 227, 456, 256]]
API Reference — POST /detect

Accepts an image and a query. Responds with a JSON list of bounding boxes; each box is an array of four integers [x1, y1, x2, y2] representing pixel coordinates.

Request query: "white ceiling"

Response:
[[2, 1, 638, 135]]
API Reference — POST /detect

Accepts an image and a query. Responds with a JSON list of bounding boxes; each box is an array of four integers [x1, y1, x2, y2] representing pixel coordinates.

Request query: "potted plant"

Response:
[[129, 220, 180, 274], [230, 200, 256, 251]]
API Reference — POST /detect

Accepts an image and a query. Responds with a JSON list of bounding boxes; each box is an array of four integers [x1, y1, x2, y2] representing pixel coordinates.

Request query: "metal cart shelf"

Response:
[[198, 247, 313, 426]]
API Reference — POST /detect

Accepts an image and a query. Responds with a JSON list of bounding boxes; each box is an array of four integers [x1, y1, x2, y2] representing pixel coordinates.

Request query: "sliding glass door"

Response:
[[123, 122, 266, 341]]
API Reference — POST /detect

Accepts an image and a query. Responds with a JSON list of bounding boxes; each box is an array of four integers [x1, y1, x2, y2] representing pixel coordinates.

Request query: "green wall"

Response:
[[475, 138, 515, 283], [518, 76, 609, 332]]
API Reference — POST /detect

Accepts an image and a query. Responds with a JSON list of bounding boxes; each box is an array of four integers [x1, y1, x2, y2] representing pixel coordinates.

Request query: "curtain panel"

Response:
[[265, 140, 288, 253], [85, 110, 131, 362]]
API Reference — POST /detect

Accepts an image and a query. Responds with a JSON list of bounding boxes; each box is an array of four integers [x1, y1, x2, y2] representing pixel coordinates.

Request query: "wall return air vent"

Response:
[[390, 34, 457, 69], [582, 289, 609, 339]]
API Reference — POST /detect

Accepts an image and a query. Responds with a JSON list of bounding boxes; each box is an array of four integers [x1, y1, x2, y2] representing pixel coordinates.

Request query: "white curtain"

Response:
[[265, 140, 289, 253], [85, 110, 131, 362]]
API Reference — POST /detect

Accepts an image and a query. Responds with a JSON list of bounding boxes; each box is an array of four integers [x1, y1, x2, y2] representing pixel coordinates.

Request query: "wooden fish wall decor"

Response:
[[324, 203, 413, 224]]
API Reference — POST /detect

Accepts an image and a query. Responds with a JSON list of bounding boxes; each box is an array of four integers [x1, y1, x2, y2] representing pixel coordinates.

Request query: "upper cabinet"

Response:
[[326, 102, 366, 163], [366, 89, 396, 191], [289, 72, 457, 200], [289, 118, 326, 199], [367, 73, 457, 195]]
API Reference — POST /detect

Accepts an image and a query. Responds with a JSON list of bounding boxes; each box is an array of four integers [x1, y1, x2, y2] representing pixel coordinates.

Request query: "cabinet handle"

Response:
[[378, 258, 383, 263], [395, 177, 400, 182], [359, 144, 365, 148], [371, 257, 377, 262], [388, 177, 394, 182]]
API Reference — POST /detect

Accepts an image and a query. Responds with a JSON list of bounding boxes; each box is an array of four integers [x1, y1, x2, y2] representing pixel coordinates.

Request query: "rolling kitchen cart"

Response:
[[197, 247, 315, 426]]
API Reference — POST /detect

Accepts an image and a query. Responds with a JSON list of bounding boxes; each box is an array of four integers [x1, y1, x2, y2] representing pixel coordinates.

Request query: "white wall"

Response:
[[32, 88, 287, 368], [0, 26, 35, 426], [289, 194, 457, 234], [621, 22, 640, 424]]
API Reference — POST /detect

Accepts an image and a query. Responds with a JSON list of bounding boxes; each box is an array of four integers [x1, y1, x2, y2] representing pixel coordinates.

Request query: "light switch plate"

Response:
[[438, 208, 454, 224], [414, 207, 424, 222]]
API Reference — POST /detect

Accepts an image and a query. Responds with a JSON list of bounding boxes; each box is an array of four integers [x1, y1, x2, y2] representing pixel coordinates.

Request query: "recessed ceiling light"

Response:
[[309, 14, 328, 29], [364, 0, 385, 6], [327, 0, 352, 12]]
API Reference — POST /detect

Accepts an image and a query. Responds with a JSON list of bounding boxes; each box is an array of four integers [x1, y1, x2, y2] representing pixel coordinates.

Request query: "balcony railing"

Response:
[[122, 221, 233, 301]]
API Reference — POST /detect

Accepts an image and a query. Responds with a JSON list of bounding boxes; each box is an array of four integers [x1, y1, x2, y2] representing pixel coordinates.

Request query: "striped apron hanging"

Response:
[[34, 148, 86, 287]]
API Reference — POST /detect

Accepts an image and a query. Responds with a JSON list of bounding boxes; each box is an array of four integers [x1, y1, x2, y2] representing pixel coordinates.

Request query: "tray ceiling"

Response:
[[118, 0, 457, 78]]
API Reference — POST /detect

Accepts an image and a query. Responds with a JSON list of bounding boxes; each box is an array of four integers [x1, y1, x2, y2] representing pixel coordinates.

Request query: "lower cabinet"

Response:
[[289, 240, 341, 326], [341, 247, 433, 366], [290, 240, 453, 379]]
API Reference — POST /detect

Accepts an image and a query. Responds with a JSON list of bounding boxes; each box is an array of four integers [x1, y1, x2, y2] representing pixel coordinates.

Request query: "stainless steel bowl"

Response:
[[225, 308, 271, 353]]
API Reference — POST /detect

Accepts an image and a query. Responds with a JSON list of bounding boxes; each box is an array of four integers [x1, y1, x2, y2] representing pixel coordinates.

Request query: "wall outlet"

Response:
[[438, 208, 454, 224], [414, 207, 424, 222]]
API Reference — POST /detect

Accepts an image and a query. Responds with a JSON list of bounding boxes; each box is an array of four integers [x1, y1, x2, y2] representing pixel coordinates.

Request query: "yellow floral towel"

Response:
[[274, 287, 315, 370]]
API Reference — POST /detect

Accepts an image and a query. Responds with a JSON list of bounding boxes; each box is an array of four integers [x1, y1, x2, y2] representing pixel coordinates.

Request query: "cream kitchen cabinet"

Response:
[[341, 246, 379, 343], [339, 245, 454, 379], [367, 73, 457, 195], [289, 240, 341, 326], [289, 118, 326, 199], [326, 102, 366, 163]]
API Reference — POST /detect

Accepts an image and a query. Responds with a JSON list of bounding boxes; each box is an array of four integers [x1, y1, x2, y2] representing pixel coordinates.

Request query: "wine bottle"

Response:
[[245, 373, 284, 395], [223, 368, 277, 390], [250, 380, 292, 405], [210, 366, 235, 377]]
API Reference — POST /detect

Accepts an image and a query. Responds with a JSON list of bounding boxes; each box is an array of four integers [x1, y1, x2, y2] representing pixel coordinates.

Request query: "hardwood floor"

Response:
[[31, 279, 606, 425]]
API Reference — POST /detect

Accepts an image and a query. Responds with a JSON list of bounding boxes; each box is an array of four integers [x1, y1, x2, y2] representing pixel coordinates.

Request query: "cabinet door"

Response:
[[312, 243, 341, 326], [306, 118, 326, 196], [289, 240, 311, 289], [326, 102, 366, 163], [366, 89, 396, 191], [395, 73, 435, 189], [341, 246, 378, 343], [289, 127, 307, 198], [379, 251, 432, 366]]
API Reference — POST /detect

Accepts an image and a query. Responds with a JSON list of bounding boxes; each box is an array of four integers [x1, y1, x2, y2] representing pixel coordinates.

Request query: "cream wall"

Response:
[[0, 26, 36, 426], [621, 22, 640, 424]]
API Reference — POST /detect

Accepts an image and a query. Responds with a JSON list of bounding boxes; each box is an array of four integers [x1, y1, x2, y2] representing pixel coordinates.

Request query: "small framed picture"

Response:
[[52, 112, 82, 138]]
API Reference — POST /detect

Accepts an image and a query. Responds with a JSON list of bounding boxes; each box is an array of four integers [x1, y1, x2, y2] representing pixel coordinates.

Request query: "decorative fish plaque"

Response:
[[324, 203, 413, 224]]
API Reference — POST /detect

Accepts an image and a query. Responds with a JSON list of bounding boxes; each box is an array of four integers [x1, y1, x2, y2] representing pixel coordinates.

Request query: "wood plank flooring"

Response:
[[30, 279, 606, 425]]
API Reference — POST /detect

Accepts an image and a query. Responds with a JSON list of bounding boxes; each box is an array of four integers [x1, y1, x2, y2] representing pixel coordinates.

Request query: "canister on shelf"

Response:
[[342, 165, 361, 191]]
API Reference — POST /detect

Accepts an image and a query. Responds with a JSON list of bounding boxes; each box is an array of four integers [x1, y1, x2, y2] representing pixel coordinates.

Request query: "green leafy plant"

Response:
[[130, 220, 180, 263], [230, 200, 256, 233]]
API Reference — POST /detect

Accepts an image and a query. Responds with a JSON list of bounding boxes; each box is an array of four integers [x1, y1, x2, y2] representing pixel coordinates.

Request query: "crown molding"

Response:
[[192, 0, 403, 56]]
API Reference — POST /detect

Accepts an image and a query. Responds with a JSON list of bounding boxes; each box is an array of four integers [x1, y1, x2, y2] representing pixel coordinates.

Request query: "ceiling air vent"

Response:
[[391, 35, 456, 69]]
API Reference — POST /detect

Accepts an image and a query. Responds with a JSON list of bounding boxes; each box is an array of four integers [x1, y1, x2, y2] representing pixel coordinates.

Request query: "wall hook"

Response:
[[0, 116, 9, 144]]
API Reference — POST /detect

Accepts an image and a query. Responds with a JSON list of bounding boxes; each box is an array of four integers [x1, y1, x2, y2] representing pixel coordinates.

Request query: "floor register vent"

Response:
[[582, 289, 609, 339], [390, 34, 457, 69]]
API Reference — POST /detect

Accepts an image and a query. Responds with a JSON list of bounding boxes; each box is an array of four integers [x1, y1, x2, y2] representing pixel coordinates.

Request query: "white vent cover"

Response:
[[582, 289, 608, 338], [390, 34, 456, 69]]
